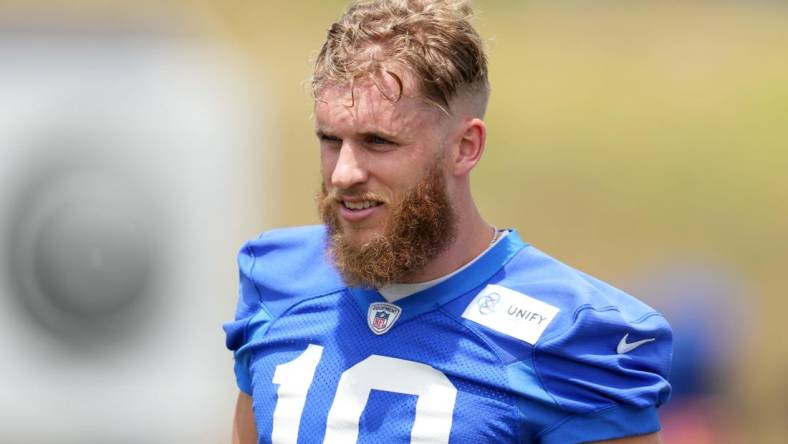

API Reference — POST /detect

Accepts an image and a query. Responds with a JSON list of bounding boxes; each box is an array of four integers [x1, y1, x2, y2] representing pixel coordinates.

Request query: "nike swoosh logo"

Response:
[[617, 333, 656, 354]]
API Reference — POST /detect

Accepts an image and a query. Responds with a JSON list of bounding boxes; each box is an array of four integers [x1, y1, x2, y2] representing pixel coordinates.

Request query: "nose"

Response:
[[330, 142, 367, 190]]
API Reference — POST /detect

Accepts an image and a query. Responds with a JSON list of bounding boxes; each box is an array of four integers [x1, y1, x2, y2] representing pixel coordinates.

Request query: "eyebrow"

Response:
[[315, 128, 400, 142]]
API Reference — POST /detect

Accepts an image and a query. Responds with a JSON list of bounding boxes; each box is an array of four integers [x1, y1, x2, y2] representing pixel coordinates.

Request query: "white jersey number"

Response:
[[271, 344, 457, 444]]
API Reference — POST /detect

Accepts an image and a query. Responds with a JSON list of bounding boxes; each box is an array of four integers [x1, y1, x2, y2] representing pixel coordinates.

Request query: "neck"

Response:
[[404, 200, 493, 284]]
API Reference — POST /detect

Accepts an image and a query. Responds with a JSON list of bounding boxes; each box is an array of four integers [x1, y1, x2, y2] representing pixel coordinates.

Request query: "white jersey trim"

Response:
[[378, 230, 510, 303]]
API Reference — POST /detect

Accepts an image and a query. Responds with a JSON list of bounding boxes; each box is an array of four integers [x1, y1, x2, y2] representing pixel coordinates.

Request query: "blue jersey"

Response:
[[224, 226, 672, 443]]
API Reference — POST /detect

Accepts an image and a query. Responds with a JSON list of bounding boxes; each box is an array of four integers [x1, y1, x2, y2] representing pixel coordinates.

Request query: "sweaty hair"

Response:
[[312, 0, 490, 115]]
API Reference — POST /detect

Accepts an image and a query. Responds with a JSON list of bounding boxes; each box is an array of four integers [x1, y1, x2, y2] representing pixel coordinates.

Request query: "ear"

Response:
[[450, 118, 486, 177]]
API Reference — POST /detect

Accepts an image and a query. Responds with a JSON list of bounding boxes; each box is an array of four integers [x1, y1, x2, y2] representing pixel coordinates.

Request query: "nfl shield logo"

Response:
[[367, 302, 402, 335], [373, 311, 389, 329]]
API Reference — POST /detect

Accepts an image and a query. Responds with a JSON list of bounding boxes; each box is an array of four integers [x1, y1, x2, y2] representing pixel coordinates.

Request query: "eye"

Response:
[[368, 135, 389, 145], [319, 133, 342, 146], [365, 134, 397, 150]]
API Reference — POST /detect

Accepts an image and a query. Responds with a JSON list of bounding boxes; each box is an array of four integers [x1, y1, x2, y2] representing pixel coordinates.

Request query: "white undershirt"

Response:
[[378, 230, 510, 302]]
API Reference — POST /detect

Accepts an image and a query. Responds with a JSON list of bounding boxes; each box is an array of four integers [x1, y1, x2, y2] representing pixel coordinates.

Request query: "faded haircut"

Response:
[[312, 0, 490, 116]]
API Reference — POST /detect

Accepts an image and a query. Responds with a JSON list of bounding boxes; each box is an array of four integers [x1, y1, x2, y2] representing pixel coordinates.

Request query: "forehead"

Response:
[[314, 79, 442, 135]]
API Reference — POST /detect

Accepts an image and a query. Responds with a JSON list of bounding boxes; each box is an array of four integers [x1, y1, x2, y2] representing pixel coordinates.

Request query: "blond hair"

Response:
[[313, 0, 489, 115]]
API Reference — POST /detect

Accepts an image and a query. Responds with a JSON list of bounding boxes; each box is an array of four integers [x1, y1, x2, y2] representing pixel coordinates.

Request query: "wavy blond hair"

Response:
[[313, 0, 489, 115]]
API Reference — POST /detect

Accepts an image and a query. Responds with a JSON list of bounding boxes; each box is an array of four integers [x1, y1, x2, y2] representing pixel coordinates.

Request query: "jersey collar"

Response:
[[347, 229, 528, 325]]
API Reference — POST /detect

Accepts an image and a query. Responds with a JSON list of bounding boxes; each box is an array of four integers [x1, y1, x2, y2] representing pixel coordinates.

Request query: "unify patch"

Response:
[[462, 284, 559, 345]]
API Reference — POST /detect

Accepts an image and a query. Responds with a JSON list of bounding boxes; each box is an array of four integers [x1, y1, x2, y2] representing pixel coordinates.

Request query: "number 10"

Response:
[[270, 344, 458, 443]]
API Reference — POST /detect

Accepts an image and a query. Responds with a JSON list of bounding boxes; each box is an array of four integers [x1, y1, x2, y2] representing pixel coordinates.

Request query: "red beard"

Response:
[[319, 163, 457, 288]]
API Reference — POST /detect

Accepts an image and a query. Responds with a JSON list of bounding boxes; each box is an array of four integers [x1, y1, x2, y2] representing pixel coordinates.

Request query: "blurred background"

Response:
[[0, 0, 785, 443]]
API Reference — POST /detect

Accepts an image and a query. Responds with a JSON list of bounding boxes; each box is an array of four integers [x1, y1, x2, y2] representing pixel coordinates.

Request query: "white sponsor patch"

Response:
[[462, 284, 559, 344]]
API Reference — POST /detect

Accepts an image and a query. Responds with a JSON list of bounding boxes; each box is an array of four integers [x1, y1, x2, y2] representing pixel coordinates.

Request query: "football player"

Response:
[[225, 1, 672, 442]]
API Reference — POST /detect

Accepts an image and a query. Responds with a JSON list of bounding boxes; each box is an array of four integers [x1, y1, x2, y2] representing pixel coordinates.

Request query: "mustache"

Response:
[[321, 186, 390, 205]]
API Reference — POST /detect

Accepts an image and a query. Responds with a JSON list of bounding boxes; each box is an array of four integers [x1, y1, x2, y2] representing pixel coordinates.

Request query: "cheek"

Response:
[[320, 149, 338, 183], [394, 155, 436, 184]]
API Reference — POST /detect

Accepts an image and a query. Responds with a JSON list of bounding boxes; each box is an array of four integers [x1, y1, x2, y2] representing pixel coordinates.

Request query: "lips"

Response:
[[337, 198, 384, 222], [342, 200, 382, 211]]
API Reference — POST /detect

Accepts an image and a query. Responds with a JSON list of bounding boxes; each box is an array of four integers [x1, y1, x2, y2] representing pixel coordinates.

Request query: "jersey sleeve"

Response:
[[531, 304, 672, 443], [222, 235, 273, 395]]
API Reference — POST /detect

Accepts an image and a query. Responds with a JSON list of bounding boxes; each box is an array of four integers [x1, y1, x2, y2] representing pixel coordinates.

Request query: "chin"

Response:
[[341, 224, 384, 246]]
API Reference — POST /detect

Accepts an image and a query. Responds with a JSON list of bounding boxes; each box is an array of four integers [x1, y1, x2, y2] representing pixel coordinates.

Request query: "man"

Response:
[[225, 1, 672, 443]]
